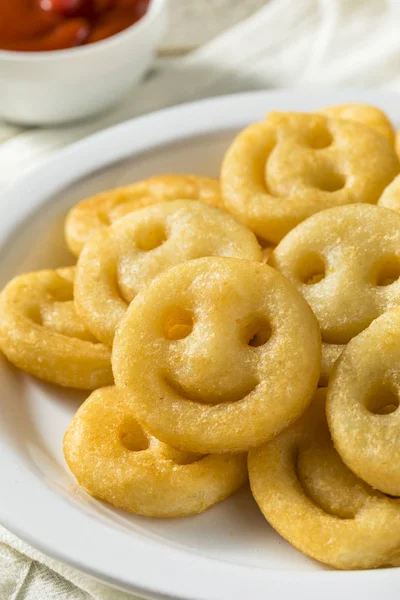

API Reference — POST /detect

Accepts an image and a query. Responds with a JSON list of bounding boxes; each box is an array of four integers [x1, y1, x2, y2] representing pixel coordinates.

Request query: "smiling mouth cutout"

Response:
[[164, 373, 259, 405]]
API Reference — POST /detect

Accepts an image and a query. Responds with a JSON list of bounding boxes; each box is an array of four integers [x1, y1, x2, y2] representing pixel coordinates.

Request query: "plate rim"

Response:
[[1, 87, 400, 600]]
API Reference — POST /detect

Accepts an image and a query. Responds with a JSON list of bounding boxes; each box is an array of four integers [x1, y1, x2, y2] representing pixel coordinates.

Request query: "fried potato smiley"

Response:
[[64, 387, 247, 518], [65, 174, 222, 256], [249, 389, 400, 570], [327, 306, 400, 496], [0, 267, 112, 389], [75, 200, 262, 346], [112, 257, 321, 454], [271, 204, 400, 344], [221, 112, 399, 243]]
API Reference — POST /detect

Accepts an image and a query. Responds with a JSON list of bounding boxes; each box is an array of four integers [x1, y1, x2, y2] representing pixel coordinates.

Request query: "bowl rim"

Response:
[[0, 0, 166, 62]]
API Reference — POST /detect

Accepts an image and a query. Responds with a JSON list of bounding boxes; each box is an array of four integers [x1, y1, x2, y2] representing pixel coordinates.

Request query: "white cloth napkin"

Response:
[[0, 526, 136, 600], [1, 0, 400, 597]]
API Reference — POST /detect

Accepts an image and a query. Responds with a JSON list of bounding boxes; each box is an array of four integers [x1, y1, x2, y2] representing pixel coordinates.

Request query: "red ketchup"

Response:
[[0, 0, 151, 51]]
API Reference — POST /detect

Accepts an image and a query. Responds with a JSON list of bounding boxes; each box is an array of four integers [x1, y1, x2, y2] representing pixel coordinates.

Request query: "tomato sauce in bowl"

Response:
[[0, 0, 151, 51]]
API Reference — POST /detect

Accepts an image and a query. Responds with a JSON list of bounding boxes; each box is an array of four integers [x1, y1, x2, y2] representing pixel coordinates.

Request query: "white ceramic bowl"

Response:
[[0, 0, 167, 126]]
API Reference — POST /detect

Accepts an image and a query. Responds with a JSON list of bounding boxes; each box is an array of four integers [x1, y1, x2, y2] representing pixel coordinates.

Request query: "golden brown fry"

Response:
[[327, 306, 400, 496], [112, 257, 321, 454], [249, 389, 400, 570], [65, 174, 222, 256], [271, 204, 400, 344], [64, 387, 247, 518], [75, 200, 262, 346], [319, 103, 395, 144], [0, 267, 112, 389], [221, 112, 399, 243]]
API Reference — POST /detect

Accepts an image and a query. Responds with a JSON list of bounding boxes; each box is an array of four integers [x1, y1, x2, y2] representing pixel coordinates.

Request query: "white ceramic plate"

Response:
[[0, 88, 399, 600]]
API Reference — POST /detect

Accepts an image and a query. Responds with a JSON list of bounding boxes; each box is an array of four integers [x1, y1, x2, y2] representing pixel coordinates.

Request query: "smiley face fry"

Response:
[[249, 389, 400, 570], [221, 112, 399, 244], [75, 200, 262, 346], [327, 306, 400, 496], [0, 267, 112, 389], [112, 257, 321, 454], [271, 204, 400, 344], [65, 174, 223, 256], [64, 387, 248, 518]]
